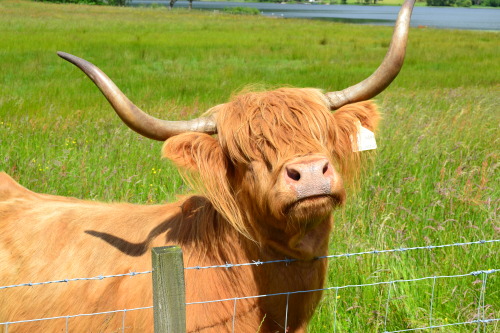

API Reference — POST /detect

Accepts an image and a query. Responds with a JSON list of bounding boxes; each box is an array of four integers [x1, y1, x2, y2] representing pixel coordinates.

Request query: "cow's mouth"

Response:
[[285, 193, 344, 218], [300, 192, 344, 206]]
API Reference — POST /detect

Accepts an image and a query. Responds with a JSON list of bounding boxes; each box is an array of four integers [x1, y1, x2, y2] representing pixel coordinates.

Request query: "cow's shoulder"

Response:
[[0, 172, 38, 201]]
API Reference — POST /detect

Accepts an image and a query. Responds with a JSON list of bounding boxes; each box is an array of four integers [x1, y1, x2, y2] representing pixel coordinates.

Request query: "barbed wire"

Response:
[[184, 239, 500, 270], [185, 269, 499, 305], [0, 270, 152, 290], [1, 239, 497, 291]]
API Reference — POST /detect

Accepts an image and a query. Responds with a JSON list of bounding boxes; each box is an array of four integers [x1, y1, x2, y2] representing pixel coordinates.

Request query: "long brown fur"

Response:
[[1, 88, 379, 332]]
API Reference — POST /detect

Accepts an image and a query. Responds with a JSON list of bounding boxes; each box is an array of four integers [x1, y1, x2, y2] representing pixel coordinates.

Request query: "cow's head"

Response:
[[161, 89, 379, 252], [58, 0, 414, 256]]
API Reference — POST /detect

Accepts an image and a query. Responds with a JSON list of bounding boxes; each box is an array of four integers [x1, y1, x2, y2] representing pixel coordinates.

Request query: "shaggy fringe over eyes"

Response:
[[211, 87, 379, 186], [214, 88, 336, 167]]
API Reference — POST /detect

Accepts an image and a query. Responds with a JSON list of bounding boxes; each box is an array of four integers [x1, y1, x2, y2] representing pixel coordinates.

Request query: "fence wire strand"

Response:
[[383, 318, 500, 333], [479, 272, 489, 333], [184, 239, 499, 270], [0, 270, 152, 290], [429, 276, 437, 332], [0, 306, 153, 327], [333, 287, 339, 333], [384, 281, 393, 332], [184, 269, 498, 306], [1, 239, 497, 291]]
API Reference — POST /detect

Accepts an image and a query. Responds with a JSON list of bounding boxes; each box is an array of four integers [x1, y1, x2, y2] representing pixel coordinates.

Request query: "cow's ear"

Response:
[[332, 100, 380, 132], [162, 132, 247, 236], [330, 101, 380, 184], [162, 133, 224, 171]]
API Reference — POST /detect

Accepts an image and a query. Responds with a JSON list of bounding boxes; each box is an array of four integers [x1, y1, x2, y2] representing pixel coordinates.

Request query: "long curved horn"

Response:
[[326, 0, 415, 110], [57, 52, 217, 141]]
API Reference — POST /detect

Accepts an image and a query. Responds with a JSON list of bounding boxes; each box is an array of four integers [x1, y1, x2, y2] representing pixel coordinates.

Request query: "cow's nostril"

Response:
[[287, 168, 301, 181], [322, 163, 329, 175]]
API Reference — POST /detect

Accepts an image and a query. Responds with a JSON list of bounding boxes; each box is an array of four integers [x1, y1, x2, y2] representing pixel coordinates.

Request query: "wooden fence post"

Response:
[[152, 246, 186, 333]]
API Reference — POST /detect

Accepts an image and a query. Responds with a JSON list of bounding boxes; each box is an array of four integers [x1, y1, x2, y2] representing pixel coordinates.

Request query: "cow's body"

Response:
[[0, 90, 379, 332]]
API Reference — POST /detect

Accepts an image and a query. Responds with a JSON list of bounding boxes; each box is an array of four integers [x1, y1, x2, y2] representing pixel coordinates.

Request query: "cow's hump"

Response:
[[0, 172, 37, 201]]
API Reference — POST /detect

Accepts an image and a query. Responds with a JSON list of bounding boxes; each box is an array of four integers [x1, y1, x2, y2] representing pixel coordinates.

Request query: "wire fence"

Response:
[[1, 239, 498, 332]]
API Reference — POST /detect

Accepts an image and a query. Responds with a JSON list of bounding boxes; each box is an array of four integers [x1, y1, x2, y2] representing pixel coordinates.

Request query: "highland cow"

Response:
[[0, 1, 415, 332]]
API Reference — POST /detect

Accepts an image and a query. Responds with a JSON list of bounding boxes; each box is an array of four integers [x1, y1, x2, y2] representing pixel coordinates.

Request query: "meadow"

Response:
[[0, 0, 498, 331]]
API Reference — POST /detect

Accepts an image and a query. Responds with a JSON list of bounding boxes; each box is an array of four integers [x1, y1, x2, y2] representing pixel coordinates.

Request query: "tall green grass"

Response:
[[0, 1, 498, 331]]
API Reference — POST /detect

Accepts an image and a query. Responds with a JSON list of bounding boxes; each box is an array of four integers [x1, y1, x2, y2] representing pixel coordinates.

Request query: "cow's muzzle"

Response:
[[284, 156, 336, 200]]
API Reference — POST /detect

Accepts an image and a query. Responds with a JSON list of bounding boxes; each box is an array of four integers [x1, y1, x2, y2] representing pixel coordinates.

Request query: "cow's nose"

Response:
[[284, 157, 335, 199], [285, 158, 331, 182]]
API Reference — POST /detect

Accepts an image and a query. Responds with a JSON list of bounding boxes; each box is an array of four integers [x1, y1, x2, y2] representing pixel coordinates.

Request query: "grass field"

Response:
[[0, 0, 498, 332]]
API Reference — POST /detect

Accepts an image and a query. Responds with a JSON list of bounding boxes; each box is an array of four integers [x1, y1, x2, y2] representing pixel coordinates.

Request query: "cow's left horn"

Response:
[[325, 0, 415, 110], [57, 52, 217, 141]]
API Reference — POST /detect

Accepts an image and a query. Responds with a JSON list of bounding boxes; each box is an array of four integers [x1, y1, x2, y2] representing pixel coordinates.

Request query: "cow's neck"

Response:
[[177, 196, 330, 332], [258, 217, 332, 261], [249, 215, 332, 294], [242, 216, 332, 332]]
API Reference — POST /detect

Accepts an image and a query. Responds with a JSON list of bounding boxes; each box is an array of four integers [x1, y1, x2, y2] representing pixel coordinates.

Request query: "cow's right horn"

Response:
[[57, 52, 217, 141], [325, 0, 415, 110]]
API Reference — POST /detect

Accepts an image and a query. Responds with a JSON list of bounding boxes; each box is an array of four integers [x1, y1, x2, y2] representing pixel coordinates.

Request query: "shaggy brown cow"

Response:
[[0, 1, 414, 332]]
